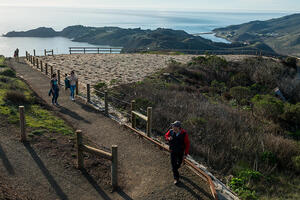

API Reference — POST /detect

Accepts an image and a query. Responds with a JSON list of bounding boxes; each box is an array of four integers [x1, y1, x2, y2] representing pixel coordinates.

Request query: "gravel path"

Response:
[[7, 58, 214, 200]]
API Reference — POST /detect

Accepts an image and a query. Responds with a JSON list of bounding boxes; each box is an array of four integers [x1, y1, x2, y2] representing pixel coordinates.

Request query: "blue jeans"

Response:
[[52, 89, 59, 104], [70, 85, 76, 98]]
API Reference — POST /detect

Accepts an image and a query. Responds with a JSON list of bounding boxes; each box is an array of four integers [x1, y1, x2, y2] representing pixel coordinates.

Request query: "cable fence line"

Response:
[[25, 51, 239, 199]]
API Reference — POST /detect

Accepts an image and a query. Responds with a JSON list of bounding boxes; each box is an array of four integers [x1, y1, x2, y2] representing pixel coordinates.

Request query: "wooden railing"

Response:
[[131, 100, 152, 137], [17, 104, 118, 191], [44, 49, 54, 56], [76, 130, 118, 191], [24, 51, 226, 199], [69, 47, 122, 54]]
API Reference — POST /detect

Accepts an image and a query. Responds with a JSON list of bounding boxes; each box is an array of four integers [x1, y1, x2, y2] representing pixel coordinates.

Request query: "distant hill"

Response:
[[213, 13, 300, 56], [4, 25, 277, 54]]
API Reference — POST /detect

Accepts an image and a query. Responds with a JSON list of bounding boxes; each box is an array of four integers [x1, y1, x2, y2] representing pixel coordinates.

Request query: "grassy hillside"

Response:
[[4, 25, 277, 54], [98, 55, 300, 199], [213, 13, 300, 56], [0, 56, 73, 136]]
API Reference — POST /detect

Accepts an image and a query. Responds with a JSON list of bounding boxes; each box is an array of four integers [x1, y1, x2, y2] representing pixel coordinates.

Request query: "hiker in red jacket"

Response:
[[165, 121, 190, 185]]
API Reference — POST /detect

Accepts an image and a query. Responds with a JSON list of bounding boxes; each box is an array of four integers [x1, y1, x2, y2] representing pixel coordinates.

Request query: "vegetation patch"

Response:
[[0, 62, 74, 136], [105, 55, 300, 199]]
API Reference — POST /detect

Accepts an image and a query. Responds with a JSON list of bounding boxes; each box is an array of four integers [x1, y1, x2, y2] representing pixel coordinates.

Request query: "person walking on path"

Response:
[[68, 70, 77, 101], [64, 73, 70, 90], [165, 121, 190, 185], [50, 73, 60, 106]]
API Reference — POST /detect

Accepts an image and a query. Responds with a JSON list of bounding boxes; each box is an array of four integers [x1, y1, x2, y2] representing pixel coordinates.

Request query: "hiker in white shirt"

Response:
[[68, 70, 78, 101]]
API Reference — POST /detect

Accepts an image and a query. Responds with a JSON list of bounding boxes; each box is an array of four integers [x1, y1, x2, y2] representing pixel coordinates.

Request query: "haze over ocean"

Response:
[[0, 6, 290, 57]]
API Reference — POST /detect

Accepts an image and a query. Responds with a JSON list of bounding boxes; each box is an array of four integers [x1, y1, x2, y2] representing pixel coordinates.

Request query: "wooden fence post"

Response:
[[51, 50, 53, 56], [111, 145, 118, 191], [147, 107, 152, 137], [69, 48, 72, 54], [19, 106, 26, 142], [104, 91, 108, 116], [33, 57, 35, 66], [76, 130, 84, 169], [57, 70, 60, 85], [40, 60, 43, 72], [84, 48, 86, 54], [33, 49, 36, 56], [87, 84, 90, 103], [50, 65, 53, 76], [25, 51, 28, 60], [36, 58, 39, 68], [76, 80, 79, 95], [45, 63, 48, 75], [44, 49, 46, 56], [131, 100, 136, 129]]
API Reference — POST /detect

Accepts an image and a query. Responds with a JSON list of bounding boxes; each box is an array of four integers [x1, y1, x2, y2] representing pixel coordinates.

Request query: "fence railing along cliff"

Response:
[[69, 47, 123, 54], [24, 51, 221, 199]]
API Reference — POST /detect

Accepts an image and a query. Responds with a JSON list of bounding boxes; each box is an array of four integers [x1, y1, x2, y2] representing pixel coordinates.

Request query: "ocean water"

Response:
[[0, 6, 290, 57]]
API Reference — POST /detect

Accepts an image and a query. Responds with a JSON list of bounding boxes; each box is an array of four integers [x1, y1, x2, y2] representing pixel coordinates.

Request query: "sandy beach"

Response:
[[40, 54, 194, 88], [39, 53, 256, 90]]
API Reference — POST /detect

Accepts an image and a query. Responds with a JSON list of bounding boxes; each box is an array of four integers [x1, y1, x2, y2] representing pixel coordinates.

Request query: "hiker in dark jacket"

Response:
[[165, 121, 190, 185], [50, 73, 60, 106]]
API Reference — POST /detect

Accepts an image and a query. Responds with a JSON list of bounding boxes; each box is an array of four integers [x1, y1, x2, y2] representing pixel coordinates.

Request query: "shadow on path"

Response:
[[24, 143, 69, 200], [59, 106, 91, 124], [81, 169, 133, 200], [80, 169, 112, 200], [0, 143, 15, 175], [117, 189, 134, 200], [178, 176, 214, 200]]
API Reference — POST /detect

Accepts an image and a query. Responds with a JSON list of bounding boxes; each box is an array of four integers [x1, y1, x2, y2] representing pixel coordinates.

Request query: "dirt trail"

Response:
[[0, 115, 121, 200], [6, 58, 214, 200]]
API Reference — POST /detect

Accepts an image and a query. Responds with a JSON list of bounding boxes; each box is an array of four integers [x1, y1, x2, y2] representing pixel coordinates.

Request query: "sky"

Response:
[[0, 0, 299, 12]]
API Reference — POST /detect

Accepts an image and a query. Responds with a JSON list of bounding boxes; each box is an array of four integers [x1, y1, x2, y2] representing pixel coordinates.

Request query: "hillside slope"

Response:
[[4, 25, 276, 54], [213, 13, 300, 56]]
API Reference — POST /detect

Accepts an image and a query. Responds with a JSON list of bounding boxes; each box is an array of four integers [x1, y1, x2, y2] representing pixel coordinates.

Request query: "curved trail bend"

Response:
[[7, 58, 213, 200]]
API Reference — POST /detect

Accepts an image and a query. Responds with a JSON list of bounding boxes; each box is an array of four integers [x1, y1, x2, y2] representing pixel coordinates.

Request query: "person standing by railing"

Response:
[[68, 70, 78, 101], [165, 121, 190, 185]]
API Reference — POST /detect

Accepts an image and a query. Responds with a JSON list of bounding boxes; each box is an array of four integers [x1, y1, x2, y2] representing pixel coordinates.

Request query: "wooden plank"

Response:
[[146, 107, 152, 136], [111, 145, 118, 191], [132, 111, 148, 121], [76, 130, 84, 169], [131, 100, 136, 128], [104, 91, 108, 116], [81, 145, 112, 160], [19, 106, 26, 142]]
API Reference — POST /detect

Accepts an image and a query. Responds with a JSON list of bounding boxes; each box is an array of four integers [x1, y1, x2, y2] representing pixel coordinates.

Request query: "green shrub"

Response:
[[230, 86, 252, 104], [282, 57, 297, 69], [0, 56, 5, 66], [4, 90, 29, 105], [230, 169, 261, 200], [249, 83, 265, 94], [230, 73, 252, 87], [211, 80, 227, 93], [94, 81, 107, 91], [282, 103, 300, 126], [261, 151, 278, 165], [251, 95, 284, 121], [292, 156, 300, 172], [0, 68, 16, 77]]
